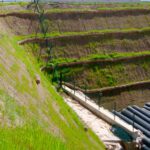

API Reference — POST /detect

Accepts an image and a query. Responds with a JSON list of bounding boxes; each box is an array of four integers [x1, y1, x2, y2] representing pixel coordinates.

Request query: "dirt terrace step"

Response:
[[63, 80, 150, 96], [42, 54, 150, 71], [1, 9, 150, 19]]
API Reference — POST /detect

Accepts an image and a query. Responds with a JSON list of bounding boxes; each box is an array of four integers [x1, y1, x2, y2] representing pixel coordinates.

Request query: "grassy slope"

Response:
[[1, 2, 150, 149], [0, 31, 104, 149], [50, 51, 150, 64], [60, 58, 150, 89]]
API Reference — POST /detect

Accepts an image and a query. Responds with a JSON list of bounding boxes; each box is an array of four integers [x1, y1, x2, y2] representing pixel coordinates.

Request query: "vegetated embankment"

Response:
[[56, 55, 150, 89], [3, 5, 150, 119], [20, 28, 150, 59], [43, 54, 150, 70], [0, 7, 105, 150], [49, 54, 150, 111], [1, 8, 150, 35], [20, 27, 150, 111]]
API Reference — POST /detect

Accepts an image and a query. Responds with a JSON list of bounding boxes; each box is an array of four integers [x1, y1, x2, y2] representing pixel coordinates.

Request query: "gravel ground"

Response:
[[63, 95, 122, 150]]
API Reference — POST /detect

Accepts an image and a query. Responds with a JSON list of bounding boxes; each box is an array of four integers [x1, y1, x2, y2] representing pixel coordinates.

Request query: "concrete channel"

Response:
[[62, 85, 143, 150]]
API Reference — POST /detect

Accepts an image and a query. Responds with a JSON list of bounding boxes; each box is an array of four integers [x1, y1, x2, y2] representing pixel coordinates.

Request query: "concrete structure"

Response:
[[63, 96, 122, 150], [62, 85, 142, 140]]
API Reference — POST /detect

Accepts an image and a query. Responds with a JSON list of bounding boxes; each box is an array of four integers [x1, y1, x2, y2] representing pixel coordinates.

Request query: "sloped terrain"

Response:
[[2, 9, 150, 35], [0, 3, 105, 150], [20, 28, 150, 59], [11, 2, 150, 111], [1, 2, 150, 149]]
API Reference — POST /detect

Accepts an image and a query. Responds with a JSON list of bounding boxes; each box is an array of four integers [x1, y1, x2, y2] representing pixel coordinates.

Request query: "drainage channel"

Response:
[[63, 95, 122, 150], [62, 85, 143, 150]]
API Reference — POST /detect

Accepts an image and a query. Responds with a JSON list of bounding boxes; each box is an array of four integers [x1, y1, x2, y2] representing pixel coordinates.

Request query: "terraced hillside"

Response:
[[0, 3, 105, 150], [3, 9, 150, 35], [13, 2, 150, 111], [1, 0, 150, 134]]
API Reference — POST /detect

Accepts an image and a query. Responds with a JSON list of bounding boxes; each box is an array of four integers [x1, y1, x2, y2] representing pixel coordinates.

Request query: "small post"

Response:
[[133, 113, 135, 132], [84, 85, 87, 101], [73, 78, 75, 94], [98, 92, 103, 110], [113, 102, 117, 120], [59, 71, 62, 89]]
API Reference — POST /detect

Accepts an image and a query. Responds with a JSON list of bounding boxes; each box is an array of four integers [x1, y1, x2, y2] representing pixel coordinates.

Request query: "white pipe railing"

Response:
[[62, 85, 143, 140]]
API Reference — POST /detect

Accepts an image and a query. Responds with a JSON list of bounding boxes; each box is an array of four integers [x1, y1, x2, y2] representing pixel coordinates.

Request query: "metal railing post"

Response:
[[113, 102, 116, 120], [73, 78, 75, 94], [85, 86, 87, 101], [98, 92, 102, 110], [59, 71, 62, 89]]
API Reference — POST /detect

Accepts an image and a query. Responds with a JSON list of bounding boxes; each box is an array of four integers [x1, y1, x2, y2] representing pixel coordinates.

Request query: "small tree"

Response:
[[32, 0, 53, 62]]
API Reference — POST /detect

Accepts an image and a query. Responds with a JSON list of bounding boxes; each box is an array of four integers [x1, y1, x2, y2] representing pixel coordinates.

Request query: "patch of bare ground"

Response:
[[1, 16, 39, 35], [0, 18, 14, 36]]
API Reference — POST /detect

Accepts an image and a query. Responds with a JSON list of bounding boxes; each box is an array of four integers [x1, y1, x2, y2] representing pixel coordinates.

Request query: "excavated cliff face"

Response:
[[1, 9, 150, 35]]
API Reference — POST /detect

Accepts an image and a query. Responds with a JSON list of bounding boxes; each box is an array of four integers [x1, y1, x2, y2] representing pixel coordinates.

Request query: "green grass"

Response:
[[97, 7, 150, 10], [45, 51, 150, 66], [44, 7, 150, 13], [54, 54, 150, 89], [1, 7, 149, 14], [0, 124, 66, 150], [62, 2, 150, 5], [86, 51, 150, 60], [1, 2, 150, 14], [0, 90, 23, 123], [0, 2, 28, 6], [2, 2, 150, 149], [0, 29, 105, 150], [0, 89, 66, 150]]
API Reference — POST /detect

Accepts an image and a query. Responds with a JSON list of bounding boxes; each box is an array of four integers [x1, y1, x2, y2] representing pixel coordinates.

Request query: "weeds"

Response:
[[0, 124, 67, 150]]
